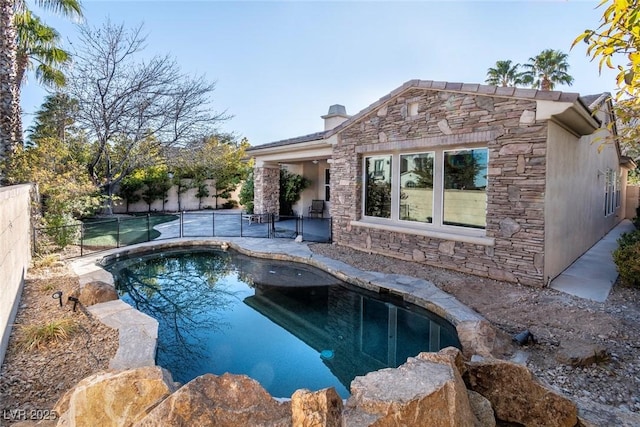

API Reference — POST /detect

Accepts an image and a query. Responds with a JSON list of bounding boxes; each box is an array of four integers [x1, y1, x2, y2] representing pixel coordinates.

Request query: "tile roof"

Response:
[[249, 80, 593, 151], [579, 93, 610, 111], [246, 130, 327, 152]]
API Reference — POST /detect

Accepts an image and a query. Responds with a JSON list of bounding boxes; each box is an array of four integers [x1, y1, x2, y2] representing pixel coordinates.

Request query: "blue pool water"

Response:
[[106, 247, 460, 398]]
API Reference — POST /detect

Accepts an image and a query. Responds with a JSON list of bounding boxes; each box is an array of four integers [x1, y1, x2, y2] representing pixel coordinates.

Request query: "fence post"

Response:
[[270, 213, 274, 238], [212, 211, 216, 237], [80, 223, 84, 257], [299, 214, 303, 239], [147, 214, 151, 242], [180, 211, 183, 238], [117, 217, 120, 248], [239, 212, 243, 237]]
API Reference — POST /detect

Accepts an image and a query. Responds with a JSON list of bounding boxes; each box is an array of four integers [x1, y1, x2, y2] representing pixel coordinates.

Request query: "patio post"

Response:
[[253, 163, 280, 216]]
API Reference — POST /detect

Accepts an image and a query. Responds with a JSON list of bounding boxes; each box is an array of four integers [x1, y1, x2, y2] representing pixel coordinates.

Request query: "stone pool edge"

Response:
[[70, 237, 496, 371]]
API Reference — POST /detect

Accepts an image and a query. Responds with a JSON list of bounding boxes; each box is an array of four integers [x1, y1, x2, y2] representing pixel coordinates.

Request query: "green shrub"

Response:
[[239, 175, 254, 214], [222, 199, 239, 209], [613, 229, 640, 286], [44, 213, 81, 249], [279, 169, 310, 216]]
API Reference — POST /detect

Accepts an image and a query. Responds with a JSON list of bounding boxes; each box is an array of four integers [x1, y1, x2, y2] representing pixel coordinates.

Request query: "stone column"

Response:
[[254, 164, 280, 215]]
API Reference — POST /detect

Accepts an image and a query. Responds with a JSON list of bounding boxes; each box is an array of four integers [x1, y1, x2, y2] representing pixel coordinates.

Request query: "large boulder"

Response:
[[291, 387, 343, 427], [466, 358, 577, 427], [456, 320, 496, 358], [555, 340, 608, 367], [74, 281, 118, 306], [134, 373, 291, 427], [345, 351, 476, 427], [416, 346, 467, 377], [54, 366, 175, 427]]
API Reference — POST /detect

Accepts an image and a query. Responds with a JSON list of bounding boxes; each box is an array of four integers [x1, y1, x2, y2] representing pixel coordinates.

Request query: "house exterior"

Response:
[[246, 80, 636, 287]]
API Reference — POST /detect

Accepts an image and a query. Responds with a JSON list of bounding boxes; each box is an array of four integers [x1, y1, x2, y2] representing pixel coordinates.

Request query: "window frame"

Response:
[[361, 145, 488, 235], [398, 151, 435, 225], [604, 168, 617, 217], [441, 148, 489, 230]]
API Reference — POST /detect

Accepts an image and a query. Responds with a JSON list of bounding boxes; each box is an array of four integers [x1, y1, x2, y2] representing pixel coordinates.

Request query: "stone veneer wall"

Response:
[[253, 166, 280, 214], [331, 89, 548, 286]]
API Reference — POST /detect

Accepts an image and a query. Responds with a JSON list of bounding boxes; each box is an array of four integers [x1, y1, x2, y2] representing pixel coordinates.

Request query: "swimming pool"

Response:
[[106, 247, 460, 398]]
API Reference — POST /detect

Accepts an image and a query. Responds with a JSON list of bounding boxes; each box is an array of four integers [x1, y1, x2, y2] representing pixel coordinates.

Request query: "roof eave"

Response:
[[246, 138, 330, 156]]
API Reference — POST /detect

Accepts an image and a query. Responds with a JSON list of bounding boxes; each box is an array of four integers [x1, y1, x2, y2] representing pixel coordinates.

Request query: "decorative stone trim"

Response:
[[350, 220, 495, 246], [355, 130, 504, 153]]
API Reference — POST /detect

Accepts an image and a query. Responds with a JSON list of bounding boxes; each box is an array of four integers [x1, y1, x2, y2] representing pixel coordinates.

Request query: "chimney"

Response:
[[321, 104, 350, 131]]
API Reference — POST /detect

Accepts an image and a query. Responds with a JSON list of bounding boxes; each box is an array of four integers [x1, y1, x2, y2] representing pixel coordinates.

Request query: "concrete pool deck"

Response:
[[71, 237, 492, 371]]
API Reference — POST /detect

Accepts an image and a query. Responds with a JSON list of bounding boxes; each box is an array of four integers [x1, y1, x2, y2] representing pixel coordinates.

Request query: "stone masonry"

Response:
[[254, 166, 280, 215], [331, 87, 548, 286]]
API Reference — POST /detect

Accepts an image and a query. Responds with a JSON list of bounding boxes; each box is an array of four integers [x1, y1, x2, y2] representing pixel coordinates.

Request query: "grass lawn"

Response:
[[82, 214, 178, 247]]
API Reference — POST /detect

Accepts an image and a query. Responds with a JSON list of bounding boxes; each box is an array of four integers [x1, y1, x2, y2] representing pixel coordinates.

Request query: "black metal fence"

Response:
[[33, 211, 332, 259]]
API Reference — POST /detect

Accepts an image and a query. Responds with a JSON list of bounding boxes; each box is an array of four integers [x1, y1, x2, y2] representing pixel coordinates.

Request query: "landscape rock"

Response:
[[555, 340, 608, 367], [466, 358, 577, 427], [291, 387, 343, 427], [74, 281, 118, 306], [466, 390, 495, 427], [54, 366, 175, 427], [346, 353, 476, 426], [134, 373, 291, 427], [456, 320, 496, 358], [416, 346, 467, 377]]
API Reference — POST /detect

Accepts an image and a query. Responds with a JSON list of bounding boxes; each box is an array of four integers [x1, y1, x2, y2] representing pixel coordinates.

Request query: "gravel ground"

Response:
[[309, 243, 640, 424], [0, 260, 118, 426]]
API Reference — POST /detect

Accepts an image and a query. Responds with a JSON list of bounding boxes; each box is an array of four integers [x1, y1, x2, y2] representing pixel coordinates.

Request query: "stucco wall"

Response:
[[332, 88, 548, 286], [544, 122, 622, 282], [0, 184, 33, 366], [289, 160, 331, 217], [626, 185, 639, 220]]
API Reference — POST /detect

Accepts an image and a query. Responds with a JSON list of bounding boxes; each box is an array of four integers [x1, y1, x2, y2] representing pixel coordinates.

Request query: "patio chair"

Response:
[[308, 200, 324, 218]]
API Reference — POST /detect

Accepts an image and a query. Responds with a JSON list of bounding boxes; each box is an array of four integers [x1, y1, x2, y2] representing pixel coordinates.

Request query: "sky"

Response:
[[21, 0, 620, 147]]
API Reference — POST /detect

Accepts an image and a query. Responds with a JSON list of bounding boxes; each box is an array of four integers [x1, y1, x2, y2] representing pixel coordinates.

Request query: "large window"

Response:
[[443, 149, 488, 228], [605, 169, 618, 216], [365, 155, 392, 218], [400, 153, 434, 223], [362, 148, 488, 231]]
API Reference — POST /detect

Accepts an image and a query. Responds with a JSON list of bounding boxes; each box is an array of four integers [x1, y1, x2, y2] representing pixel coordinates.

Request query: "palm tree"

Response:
[[15, 10, 70, 89], [1, 0, 19, 171], [522, 49, 575, 91], [12, 0, 82, 146], [485, 60, 525, 87]]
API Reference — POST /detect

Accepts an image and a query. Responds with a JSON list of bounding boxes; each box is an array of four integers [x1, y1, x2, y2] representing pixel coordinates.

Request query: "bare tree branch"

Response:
[[64, 21, 230, 212]]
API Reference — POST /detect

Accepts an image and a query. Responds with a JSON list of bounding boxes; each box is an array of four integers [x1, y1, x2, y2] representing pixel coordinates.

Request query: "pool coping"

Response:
[[70, 237, 495, 372]]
